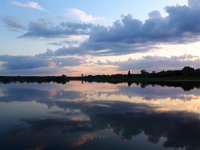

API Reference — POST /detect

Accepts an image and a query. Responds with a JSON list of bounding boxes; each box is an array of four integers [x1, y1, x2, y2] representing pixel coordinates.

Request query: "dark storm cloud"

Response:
[[20, 18, 95, 38], [2, 17, 25, 30]]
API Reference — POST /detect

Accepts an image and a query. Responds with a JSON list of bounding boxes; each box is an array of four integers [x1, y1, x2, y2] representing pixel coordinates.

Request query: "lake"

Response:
[[0, 81, 200, 150]]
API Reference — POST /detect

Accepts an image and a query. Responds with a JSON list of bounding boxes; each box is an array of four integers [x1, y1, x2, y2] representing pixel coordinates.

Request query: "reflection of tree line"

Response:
[[1, 66, 200, 91], [129, 81, 200, 91], [0, 75, 69, 84]]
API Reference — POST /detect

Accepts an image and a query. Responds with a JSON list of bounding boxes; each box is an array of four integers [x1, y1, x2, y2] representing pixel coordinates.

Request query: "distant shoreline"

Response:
[[1, 66, 200, 91], [1, 75, 200, 83], [0, 76, 200, 91]]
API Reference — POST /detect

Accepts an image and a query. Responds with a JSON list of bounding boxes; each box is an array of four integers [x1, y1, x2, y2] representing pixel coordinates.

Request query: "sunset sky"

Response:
[[1, 0, 200, 76]]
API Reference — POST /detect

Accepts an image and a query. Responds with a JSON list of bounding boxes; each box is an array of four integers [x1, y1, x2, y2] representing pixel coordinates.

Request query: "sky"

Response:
[[1, 0, 200, 76]]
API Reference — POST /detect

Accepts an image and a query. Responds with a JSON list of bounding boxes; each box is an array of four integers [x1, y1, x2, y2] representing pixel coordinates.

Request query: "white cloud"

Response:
[[67, 8, 105, 23], [11, 1, 44, 11]]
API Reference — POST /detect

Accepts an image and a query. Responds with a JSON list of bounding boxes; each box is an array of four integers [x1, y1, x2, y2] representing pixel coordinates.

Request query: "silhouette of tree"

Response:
[[128, 71, 131, 77], [181, 66, 195, 76], [141, 70, 148, 75], [62, 74, 66, 78]]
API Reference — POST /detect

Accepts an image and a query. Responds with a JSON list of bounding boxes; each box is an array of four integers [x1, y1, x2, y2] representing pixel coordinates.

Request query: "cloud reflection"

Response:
[[1, 82, 200, 149]]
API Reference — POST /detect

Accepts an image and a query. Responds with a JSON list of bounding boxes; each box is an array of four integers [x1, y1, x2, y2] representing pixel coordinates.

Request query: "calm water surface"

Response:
[[0, 81, 200, 150]]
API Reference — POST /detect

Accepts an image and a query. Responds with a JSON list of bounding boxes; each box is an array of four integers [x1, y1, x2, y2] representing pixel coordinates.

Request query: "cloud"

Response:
[[52, 57, 84, 67], [20, 18, 95, 38], [67, 8, 105, 23], [148, 11, 162, 19], [0, 55, 49, 70], [48, 40, 81, 47], [5, 0, 200, 57], [45, 0, 200, 56], [2, 17, 25, 30], [0, 55, 84, 75], [50, 42, 151, 56], [188, 0, 200, 8], [104, 55, 200, 71], [3, 0, 200, 76], [11, 1, 44, 11]]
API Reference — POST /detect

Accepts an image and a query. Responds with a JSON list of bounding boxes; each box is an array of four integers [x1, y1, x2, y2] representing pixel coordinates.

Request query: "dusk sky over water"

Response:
[[2, 0, 200, 76]]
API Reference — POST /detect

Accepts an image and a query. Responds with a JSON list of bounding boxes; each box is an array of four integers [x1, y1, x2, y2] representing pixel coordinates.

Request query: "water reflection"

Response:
[[0, 82, 200, 150], [127, 81, 200, 91]]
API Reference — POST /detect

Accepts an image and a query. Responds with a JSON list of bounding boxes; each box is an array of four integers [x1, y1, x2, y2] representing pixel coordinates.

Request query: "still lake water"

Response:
[[1, 81, 200, 150]]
